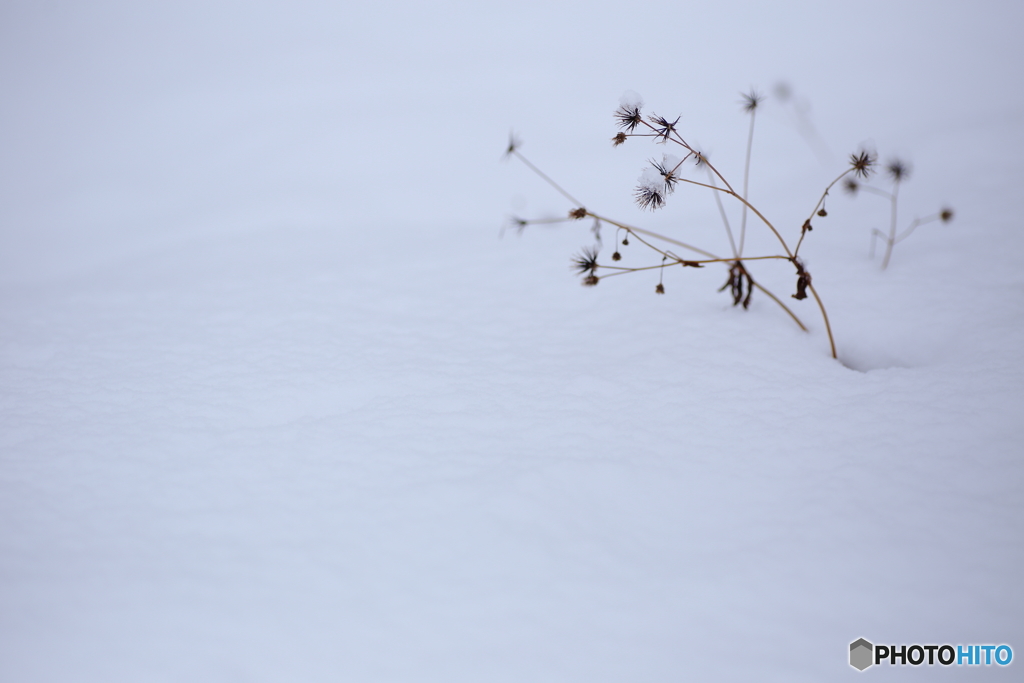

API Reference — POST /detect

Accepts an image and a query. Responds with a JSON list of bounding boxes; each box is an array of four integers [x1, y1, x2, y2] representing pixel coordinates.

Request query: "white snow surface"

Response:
[[2, 1, 1023, 681]]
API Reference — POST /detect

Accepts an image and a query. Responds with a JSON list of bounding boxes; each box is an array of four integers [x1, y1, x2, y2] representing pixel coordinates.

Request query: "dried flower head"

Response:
[[634, 183, 665, 211], [504, 132, 521, 159], [843, 178, 860, 195], [611, 251, 622, 261], [886, 159, 910, 183], [741, 89, 763, 113], [792, 259, 811, 300], [506, 216, 528, 235], [940, 207, 954, 222], [817, 208, 828, 217], [569, 207, 587, 220], [572, 246, 600, 277], [612, 132, 627, 147], [651, 155, 681, 194], [582, 274, 599, 287], [655, 283, 665, 294], [849, 150, 876, 179], [614, 106, 643, 133], [649, 114, 680, 143]]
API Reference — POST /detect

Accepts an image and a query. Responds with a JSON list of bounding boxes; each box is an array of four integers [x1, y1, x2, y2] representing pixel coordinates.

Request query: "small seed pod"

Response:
[[611, 251, 621, 261], [655, 283, 665, 294]]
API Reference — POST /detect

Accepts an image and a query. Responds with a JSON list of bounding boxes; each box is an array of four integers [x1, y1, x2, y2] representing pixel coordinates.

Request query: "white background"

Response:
[[2, 1, 1022, 680]]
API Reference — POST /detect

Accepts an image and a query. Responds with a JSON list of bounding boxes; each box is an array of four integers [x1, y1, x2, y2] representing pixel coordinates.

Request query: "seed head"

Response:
[[634, 184, 665, 211], [614, 106, 643, 133], [571, 246, 600, 276], [582, 274, 599, 287], [843, 178, 860, 195], [940, 207, 954, 222], [849, 150, 876, 179], [611, 251, 622, 261], [655, 283, 665, 294], [569, 207, 587, 220], [741, 89, 763, 113], [612, 132, 628, 147], [649, 114, 680, 143], [504, 132, 521, 159], [817, 208, 828, 217], [651, 155, 681, 194], [886, 159, 910, 184]]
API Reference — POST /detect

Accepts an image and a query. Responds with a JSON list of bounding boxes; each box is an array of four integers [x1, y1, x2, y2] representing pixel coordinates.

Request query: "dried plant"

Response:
[[502, 90, 950, 359], [844, 159, 954, 269]]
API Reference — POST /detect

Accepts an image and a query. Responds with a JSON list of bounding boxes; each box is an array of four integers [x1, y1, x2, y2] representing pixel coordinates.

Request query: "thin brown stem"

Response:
[[752, 282, 808, 331], [585, 212, 718, 259], [705, 167, 739, 259], [794, 168, 854, 257], [807, 283, 837, 359], [511, 150, 584, 207]]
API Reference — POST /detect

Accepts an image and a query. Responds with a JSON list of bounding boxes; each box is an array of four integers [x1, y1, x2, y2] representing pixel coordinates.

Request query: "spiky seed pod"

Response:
[[849, 150, 876, 179], [634, 184, 665, 211], [741, 89, 763, 113], [886, 159, 910, 183], [614, 106, 643, 133], [649, 115, 680, 143], [571, 246, 600, 276]]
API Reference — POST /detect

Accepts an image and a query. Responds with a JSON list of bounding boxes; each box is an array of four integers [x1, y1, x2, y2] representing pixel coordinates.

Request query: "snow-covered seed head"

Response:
[[614, 91, 644, 133]]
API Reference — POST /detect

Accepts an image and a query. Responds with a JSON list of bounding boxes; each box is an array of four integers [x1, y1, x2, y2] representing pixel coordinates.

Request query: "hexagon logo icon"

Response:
[[850, 638, 874, 671]]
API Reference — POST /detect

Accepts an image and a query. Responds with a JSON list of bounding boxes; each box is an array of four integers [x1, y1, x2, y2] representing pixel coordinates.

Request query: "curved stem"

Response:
[[807, 283, 837, 358], [752, 282, 808, 331], [705, 168, 739, 259], [794, 168, 853, 257]]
